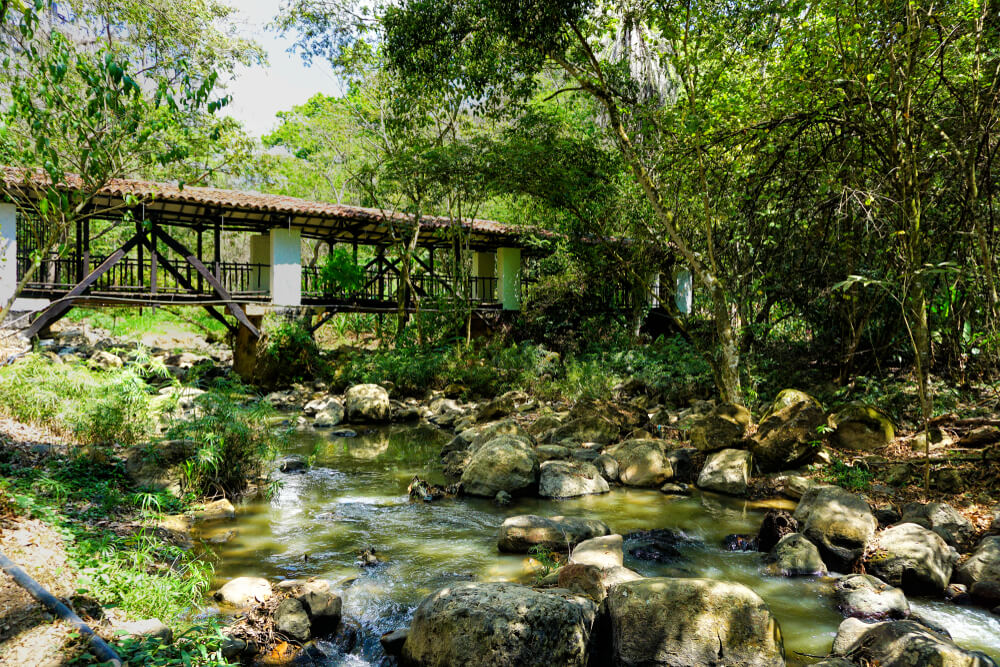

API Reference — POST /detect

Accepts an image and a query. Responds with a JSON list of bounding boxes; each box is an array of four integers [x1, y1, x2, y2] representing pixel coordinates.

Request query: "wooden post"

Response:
[[81, 219, 90, 279], [196, 227, 204, 293], [233, 315, 264, 382], [136, 220, 144, 287], [213, 217, 221, 280], [75, 219, 83, 282], [149, 218, 158, 295]]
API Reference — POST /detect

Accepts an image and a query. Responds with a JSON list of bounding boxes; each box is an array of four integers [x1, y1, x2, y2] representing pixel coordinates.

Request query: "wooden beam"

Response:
[[156, 227, 260, 339], [143, 237, 237, 336], [24, 233, 144, 338]]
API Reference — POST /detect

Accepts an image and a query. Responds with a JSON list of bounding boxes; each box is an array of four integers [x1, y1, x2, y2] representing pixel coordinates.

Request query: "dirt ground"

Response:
[[0, 519, 78, 667]]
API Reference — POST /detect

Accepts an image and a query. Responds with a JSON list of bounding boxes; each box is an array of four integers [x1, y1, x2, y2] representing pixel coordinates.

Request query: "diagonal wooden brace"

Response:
[[155, 227, 260, 339], [24, 233, 144, 339]]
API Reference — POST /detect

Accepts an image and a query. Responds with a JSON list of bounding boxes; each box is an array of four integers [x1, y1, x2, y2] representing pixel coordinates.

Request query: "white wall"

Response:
[[496, 247, 521, 311], [0, 204, 16, 308], [676, 268, 693, 314], [269, 228, 301, 306]]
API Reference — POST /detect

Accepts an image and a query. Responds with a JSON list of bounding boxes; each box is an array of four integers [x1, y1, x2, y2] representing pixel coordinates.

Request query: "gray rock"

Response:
[[688, 403, 751, 452], [380, 628, 409, 657], [345, 384, 391, 422], [538, 460, 610, 498], [402, 582, 597, 667], [280, 455, 308, 473], [213, 577, 272, 607], [832, 618, 998, 666], [765, 533, 827, 577], [460, 435, 539, 497], [114, 618, 173, 644], [497, 514, 610, 553], [602, 577, 785, 667], [550, 415, 620, 446], [569, 534, 624, 570], [536, 444, 572, 461], [750, 399, 826, 472], [296, 580, 342, 634], [866, 523, 956, 595], [794, 485, 877, 571], [830, 402, 895, 451], [659, 482, 691, 495], [900, 502, 976, 550], [955, 536, 1000, 606], [593, 453, 619, 482], [475, 394, 516, 422], [697, 448, 751, 496], [609, 439, 674, 487], [468, 419, 533, 451], [275, 597, 311, 642], [664, 447, 697, 481], [834, 573, 910, 620]]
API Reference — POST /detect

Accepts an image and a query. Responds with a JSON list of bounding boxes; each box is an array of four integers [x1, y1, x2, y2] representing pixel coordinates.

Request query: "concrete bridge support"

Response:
[[496, 247, 521, 311], [1, 204, 16, 308]]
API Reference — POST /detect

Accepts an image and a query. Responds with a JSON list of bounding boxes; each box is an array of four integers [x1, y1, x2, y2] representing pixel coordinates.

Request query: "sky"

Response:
[[222, 0, 343, 138]]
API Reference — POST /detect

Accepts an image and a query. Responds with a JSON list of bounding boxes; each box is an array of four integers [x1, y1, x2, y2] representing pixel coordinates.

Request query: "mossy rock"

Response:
[[830, 402, 895, 451]]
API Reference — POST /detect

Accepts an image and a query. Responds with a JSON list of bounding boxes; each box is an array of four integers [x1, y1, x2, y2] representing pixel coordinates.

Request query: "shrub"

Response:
[[256, 318, 328, 387], [0, 354, 152, 445], [164, 380, 279, 498]]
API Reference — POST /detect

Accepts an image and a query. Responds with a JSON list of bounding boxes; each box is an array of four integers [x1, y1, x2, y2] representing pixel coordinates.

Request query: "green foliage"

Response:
[[0, 450, 212, 627], [65, 307, 230, 342], [823, 460, 875, 492], [164, 380, 279, 498], [104, 621, 237, 667], [0, 354, 152, 445], [319, 247, 366, 294], [528, 544, 561, 581], [259, 319, 328, 386]]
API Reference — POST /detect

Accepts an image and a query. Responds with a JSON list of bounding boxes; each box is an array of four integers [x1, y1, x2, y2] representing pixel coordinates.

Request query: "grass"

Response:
[[65, 306, 230, 342], [0, 353, 157, 445], [0, 449, 234, 665]]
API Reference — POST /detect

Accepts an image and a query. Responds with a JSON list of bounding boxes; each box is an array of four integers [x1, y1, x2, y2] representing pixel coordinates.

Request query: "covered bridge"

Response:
[[1, 169, 564, 340]]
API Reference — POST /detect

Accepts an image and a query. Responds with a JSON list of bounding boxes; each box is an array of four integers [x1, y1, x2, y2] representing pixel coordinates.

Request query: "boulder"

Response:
[[191, 498, 235, 522], [832, 618, 998, 666], [664, 447, 697, 482], [304, 395, 344, 418], [538, 460, 610, 498], [865, 523, 956, 595], [497, 515, 610, 553], [899, 502, 976, 550], [601, 578, 784, 667], [402, 582, 597, 667], [113, 618, 173, 644], [757, 509, 799, 553], [834, 573, 910, 620], [688, 403, 751, 452], [381, 628, 409, 657], [313, 403, 345, 428], [750, 400, 826, 472], [550, 415, 620, 446], [955, 537, 1000, 606], [830, 402, 895, 451], [536, 444, 572, 462], [793, 485, 877, 571], [460, 436, 539, 497], [569, 535, 624, 570], [295, 580, 342, 635], [570, 399, 646, 431], [275, 597, 311, 642], [610, 439, 673, 487], [593, 453, 619, 482], [468, 420, 534, 452], [345, 384, 391, 423], [624, 529, 701, 563], [279, 455, 308, 473], [765, 533, 827, 577], [528, 413, 564, 436], [89, 350, 124, 369], [697, 448, 751, 496], [475, 393, 516, 422], [214, 577, 272, 607], [765, 389, 823, 416]]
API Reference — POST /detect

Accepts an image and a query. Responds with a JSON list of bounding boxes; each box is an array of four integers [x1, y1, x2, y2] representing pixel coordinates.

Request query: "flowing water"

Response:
[[207, 425, 1000, 665]]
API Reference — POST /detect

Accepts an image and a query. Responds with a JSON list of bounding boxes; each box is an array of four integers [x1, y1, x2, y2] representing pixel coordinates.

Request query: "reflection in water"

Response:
[[211, 426, 1000, 666]]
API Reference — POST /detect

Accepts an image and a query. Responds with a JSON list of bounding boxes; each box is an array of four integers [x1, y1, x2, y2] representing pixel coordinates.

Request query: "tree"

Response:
[[0, 0, 256, 321]]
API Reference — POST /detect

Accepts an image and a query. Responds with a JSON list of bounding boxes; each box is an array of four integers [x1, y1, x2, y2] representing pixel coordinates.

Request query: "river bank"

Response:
[[1, 318, 999, 665]]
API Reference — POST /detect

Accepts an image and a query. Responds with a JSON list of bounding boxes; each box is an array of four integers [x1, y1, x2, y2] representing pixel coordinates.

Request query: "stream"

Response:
[[206, 425, 1000, 665]]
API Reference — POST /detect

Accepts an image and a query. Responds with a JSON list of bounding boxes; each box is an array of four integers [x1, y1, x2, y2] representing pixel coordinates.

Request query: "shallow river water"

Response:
[[208, 425, 1000, 665]]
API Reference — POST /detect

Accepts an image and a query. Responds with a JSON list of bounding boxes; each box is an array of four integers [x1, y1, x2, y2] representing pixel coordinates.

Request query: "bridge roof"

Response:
[[1, 167, 556, 250]]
